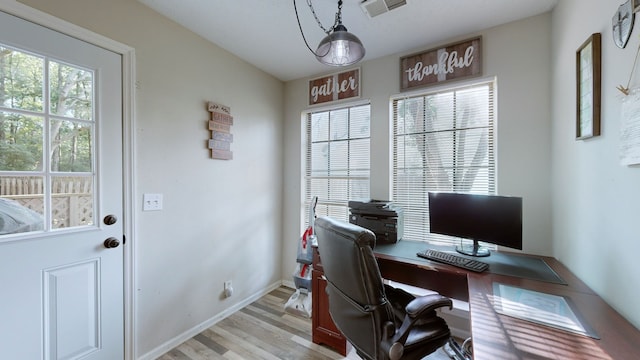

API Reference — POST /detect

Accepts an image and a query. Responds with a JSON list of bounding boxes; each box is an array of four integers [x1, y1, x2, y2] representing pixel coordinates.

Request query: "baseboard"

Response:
[[281, 279, 296, 290], [137, 280, 284, 360]]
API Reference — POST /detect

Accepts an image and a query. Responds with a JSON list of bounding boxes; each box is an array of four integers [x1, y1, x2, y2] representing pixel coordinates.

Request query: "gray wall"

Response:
[[551, 0, 640, 329]]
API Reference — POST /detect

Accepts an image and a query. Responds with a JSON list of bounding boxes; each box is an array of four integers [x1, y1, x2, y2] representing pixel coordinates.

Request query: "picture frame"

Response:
[[576, 33, 601, 140]]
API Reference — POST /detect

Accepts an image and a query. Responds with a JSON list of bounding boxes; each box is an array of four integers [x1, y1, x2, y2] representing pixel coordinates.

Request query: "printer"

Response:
[[348, 199, 404, 244]]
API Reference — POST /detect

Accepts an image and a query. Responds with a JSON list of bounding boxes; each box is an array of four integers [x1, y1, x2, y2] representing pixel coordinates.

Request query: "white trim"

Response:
[[304, 97, 371, 114], [0, 0, 132, 54], [390, 75, 498, 101], [122, 49, 138, 360], [0, 1, 137, 359], [137, 281, 284, 360]]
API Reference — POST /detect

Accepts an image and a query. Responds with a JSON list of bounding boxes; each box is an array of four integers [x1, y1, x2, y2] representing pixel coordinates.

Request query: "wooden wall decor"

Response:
[[400, 37, 482, 92], [207, 101, 233, 160], [308, 68, 360, 106]]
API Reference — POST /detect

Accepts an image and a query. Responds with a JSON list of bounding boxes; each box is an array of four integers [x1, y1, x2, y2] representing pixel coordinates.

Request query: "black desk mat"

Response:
[[375, 240, 566, 285]]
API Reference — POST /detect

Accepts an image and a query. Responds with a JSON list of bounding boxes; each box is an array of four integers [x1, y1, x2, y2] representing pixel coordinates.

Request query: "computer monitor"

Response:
[[428, 192, 522, 257]]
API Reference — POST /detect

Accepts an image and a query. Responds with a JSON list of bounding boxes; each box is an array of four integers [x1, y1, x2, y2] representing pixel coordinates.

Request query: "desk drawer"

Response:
[[377, 257, 469, 302]]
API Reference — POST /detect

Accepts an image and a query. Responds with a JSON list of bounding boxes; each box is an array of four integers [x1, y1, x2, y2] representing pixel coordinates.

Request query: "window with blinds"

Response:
[[304, 103, 370, 222], [392, 81, 495, 245]]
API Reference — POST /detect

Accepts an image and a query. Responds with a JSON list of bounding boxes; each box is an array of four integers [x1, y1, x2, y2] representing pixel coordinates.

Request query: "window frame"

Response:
[[391, 79, 496, 246], [303, 101, 371, 224], [0, 43, 97, 237]]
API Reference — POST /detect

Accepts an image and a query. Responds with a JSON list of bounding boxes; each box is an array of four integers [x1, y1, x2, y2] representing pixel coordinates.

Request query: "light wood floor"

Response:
[[158, 286, 454, 360]]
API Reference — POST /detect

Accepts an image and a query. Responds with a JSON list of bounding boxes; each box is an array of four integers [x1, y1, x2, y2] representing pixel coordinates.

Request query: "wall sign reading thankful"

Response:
[[400, 37, 482, 91], [308, 68, 360, 106], [207, 101, 233, 160]]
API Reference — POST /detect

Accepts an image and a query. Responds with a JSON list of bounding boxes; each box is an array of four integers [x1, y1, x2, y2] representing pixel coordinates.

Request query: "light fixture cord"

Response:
[[293, 0, 340, 58]]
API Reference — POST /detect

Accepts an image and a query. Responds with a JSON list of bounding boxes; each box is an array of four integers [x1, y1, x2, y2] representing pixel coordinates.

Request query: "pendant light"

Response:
[[294, 0, 366, 67]]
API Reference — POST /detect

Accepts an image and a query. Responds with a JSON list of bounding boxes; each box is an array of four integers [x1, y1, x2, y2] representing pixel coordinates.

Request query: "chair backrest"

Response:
[[314, 216, 395, 359]]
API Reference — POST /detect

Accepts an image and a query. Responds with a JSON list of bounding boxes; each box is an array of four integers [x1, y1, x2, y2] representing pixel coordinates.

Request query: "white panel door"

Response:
[[0, 10, 124, 360]]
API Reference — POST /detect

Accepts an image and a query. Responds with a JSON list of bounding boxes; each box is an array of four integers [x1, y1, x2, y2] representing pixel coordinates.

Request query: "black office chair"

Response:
[[314, 216, 458, 360]]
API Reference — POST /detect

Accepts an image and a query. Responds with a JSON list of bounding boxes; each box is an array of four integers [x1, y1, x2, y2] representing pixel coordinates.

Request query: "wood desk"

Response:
[[312, 245, 351, 356], [373, 240, 640, 360]]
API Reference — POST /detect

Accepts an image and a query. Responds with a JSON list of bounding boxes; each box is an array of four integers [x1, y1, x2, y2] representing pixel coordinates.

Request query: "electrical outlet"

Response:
[[143, 193, 163, 211]]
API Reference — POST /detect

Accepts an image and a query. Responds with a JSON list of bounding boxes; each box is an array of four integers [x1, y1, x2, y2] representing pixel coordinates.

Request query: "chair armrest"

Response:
[[405, 293, 452, 318], [382, 293, 453, 359]]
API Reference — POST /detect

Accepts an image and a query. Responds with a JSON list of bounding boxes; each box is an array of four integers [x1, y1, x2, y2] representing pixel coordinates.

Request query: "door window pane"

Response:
[[49, 62, 93, 120], [50, 119, 93, 172], [0, 176, 44, 235], [0, 111, 43, 171], [51, 175, 93, 229], [0, 46, 44, 112]]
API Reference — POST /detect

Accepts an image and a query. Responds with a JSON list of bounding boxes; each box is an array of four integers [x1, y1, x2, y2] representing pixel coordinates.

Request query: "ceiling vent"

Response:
[[360, 0, 407, 18]]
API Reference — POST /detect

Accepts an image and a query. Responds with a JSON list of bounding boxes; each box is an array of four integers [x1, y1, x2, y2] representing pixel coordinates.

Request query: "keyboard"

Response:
[[417, 249, 489, 273]]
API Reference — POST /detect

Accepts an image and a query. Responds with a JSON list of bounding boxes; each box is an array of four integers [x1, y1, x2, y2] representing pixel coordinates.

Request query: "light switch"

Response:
[[143, 193, 163, 211]]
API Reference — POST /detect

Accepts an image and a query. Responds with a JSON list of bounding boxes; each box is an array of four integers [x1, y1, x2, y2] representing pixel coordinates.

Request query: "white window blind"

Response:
[[392, 81, 495, 245], [304, 104, 370, 222]]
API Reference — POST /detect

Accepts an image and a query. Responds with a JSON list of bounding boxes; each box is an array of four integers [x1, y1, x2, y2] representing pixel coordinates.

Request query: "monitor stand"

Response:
[[456, 239, 490, 257]]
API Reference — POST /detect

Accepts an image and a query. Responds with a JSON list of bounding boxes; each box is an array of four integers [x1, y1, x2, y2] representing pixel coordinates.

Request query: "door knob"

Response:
[[104, 237, 120, 248], [103, 214, 117, 225]]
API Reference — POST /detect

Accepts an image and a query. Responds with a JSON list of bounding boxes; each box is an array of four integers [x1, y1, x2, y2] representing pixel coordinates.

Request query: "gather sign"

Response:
[[308, 68, 360, 106], [400, 37, 482, 91]]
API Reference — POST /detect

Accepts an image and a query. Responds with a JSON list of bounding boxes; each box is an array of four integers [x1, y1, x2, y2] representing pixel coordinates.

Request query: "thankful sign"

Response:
[[400, 37, 482, 91], [308, 68, 360, 106]]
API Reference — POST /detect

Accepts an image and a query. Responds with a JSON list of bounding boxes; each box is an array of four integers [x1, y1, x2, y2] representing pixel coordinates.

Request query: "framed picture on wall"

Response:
[[576, 33, 601, 140]]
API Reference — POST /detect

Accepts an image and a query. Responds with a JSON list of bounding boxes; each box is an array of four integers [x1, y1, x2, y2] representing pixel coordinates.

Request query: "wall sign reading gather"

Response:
[[308, 68, 360, 106], [400, 37, 482, 91]]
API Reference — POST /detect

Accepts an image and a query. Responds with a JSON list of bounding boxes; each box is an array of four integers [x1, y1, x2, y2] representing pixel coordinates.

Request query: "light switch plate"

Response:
[[143, 193, 163, 211]]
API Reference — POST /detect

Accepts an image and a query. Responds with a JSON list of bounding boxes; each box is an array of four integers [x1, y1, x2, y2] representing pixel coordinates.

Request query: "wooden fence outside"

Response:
[[0, 176, 93, 228]]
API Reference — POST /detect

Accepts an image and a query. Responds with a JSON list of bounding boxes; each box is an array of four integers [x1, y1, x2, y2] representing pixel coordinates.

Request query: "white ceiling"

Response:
[[138, 0, 558, 82]]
